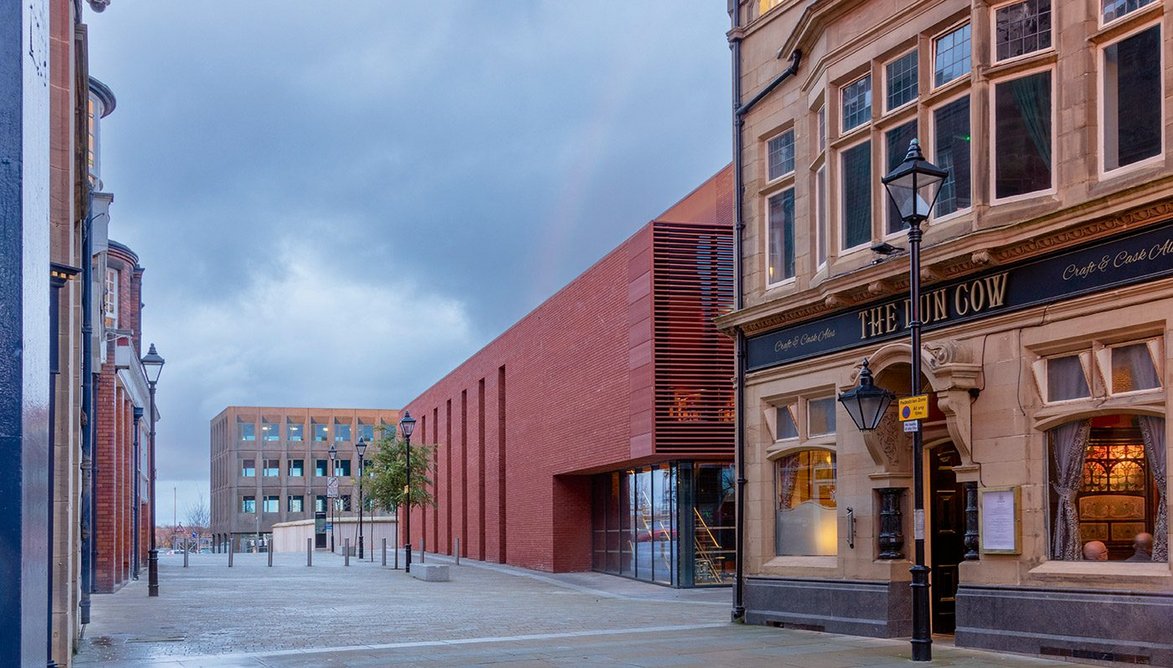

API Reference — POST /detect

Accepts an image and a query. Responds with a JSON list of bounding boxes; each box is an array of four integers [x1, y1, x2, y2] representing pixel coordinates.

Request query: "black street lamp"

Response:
[[838, 359, 894, 432], [356, 436, 368, 560], [140, 344, 165, 598], [328, 443, 337, 552], [879, 138, 947, 662], [399, 411, 416, 573]]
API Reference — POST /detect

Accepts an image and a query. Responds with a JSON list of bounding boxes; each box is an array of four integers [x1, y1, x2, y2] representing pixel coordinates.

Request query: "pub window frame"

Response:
[[1098, 20, 1164, 176], [765, 187, 797, 286], [991, 0, 1054, 64], [990, 66, 1056, 203]]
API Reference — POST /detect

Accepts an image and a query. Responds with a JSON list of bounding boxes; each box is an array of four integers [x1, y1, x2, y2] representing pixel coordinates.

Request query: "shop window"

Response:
[[934, 24, 971, 88], [288, 459, 304, 477], [775, 405, 799, 440], [994, 0, 1051, 62], [808, 397, 837, 436], [263, 496, 279, 513], [263, 459, 280, 477], [994, 70, 1052, 199], [933, 95, 972, 216], [312, 421, 328, 442], [1102, 0, 1154, 23], [1037, 353, 1092, 403], [241, 496, 256, 513], [335, 421, 352, 442], [1048, 416, 1166, 561], [288, 495, 304, 513], [241, 459, 255, 478], [775, 450, 837, 555], [314, 459, 328, 477], [287, 420, 304, 442], [1106, 342, 1162, 394], [885, 121, 918, 234], [767, 189, 796, 283], [842, 75, 872, 132], [841, 140, 872, 249], [239, 421, 255, 442], [767, 129, 795, 180], [885, 50, 918, 111], [261, 421, 279, 442], [1102, 25, 1162, 171]]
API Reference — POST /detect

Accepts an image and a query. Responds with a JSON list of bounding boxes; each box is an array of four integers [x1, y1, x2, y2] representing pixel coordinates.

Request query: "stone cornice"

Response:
[[718, 199, 1173, 336]]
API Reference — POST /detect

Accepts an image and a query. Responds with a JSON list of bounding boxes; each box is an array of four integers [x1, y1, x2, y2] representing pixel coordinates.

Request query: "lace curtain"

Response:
[[1138, 416, 1167, 561], [776, 454, 801, 510], [1051, 420, 1091, 560]]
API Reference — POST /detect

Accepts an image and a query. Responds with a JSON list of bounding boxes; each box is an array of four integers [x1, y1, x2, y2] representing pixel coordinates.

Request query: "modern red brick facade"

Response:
[[405, 167, 737, 586], [93, 240, 152, 593]]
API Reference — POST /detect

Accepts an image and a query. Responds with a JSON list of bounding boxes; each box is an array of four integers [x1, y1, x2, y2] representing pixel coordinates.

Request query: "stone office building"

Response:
[[722, 0, 1171, 663]]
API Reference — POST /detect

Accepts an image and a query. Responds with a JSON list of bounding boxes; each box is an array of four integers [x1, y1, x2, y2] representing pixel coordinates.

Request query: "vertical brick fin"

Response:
[[652, 222, 735, 456]]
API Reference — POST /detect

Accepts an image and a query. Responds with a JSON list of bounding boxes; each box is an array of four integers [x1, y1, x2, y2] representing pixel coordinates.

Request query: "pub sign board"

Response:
[[746, 222, 1173, 372]]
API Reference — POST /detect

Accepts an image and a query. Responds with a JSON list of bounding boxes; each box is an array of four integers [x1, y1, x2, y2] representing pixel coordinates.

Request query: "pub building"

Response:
[[722, 0, 1171, 663]]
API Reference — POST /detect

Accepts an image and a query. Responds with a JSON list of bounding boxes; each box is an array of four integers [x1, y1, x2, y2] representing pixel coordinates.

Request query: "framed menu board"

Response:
[[980, 486, 1021, 555]]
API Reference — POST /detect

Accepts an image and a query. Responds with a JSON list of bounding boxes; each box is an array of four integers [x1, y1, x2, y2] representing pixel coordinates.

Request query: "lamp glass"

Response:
[[328, 443, 337, 461], [838, 361, 895, 432], [355, 437, 367, 458], [141, 343, 165, 383], [882, 139, 948, 222], [399, 411, 416, 439]]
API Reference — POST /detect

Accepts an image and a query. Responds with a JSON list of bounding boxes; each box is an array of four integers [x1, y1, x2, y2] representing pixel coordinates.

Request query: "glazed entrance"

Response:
[[590, 462, 735, 587]]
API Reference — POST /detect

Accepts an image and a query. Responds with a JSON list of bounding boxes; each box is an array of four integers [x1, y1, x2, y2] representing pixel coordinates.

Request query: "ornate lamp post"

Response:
[[328, 443, 337, 552], [845, 137, 946, 662], [140, 344, 165, 597], [399, 411, 416, 573], [356, 437, 368, 560]]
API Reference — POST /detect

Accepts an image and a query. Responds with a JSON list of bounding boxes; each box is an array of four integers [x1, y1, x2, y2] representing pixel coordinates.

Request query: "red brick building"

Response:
[[92, 239, 152, 593], [404, 167, 737, 587]]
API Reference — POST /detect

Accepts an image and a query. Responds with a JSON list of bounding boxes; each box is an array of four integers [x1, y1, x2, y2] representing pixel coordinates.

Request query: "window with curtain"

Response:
[[885, 122, 918, 233], [775, 450, 837, 555], [1050, 415, 1166, 561], [933, 96, 972, 216], [934, 24, 971, 87], [1047, 354, 1091, 402], [767, 189, 796, 283], [768, 129, 795, 180], [994, 0, 1051, 61], [886, 51, 918, 110], [1103, 25, 1161, 171], [1110, 343, 1161, 394], [994, 70, 1052, 198], [1102, 0, 1155, 23], [842, 141, 872, 248], [842, 76, 872, 131]]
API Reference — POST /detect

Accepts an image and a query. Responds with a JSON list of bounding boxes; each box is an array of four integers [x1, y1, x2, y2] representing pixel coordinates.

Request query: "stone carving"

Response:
[[923, 340, 973, 369]]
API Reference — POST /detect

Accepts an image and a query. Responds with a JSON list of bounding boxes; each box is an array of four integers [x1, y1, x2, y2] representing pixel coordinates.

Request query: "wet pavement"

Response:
[[75, 549, 1072, 667]]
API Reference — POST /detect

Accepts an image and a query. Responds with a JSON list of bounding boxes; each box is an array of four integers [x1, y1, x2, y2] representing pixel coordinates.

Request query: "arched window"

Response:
[[1049, 415, 1166, 561], [775, 449, 837, 556]]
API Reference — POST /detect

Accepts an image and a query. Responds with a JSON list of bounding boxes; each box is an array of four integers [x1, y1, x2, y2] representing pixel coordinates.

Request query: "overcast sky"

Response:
[[85, 1, 732, 526]]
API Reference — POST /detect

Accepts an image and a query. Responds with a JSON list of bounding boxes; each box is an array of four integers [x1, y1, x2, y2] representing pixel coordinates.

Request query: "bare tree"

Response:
[[185, 493, 211, 550]]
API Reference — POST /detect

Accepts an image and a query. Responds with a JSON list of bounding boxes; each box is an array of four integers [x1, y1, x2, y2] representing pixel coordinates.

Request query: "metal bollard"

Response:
[[183, 546, 189, 568], [421, 535, 425, 563], [268, 546, 273, 567], [228, 546, 233, 568], [455, 537, 460, 566], [382, 538, 387, 567], [344, 539, 350, 567], [307, 537, 313, 567]]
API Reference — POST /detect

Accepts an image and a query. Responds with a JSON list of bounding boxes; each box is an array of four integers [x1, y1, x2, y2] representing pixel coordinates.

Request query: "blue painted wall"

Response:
[[0, 0, 51, 664]]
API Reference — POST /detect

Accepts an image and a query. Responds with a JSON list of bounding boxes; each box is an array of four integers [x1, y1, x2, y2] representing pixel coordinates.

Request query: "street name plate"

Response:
[[327, 476, 339, 498]]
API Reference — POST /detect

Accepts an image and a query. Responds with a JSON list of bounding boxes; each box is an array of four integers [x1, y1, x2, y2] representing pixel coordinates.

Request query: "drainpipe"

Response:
[[729, 1, 801, 622], [79, 197, 94, 625], [132, 406, 143, 579]]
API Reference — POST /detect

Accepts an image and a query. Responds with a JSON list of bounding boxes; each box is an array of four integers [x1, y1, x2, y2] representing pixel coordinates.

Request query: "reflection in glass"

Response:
[[775, 450, 837, 556]]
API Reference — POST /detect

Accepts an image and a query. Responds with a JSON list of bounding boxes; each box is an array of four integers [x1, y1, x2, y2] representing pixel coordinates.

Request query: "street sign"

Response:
[[898, 395, 929, 421], [327, 476, 339, 498], [903, 420, 920, 433], [325, 523, 333, 531]]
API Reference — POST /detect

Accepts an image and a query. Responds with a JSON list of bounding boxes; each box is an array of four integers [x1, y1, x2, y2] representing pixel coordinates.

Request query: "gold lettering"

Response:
[[931, 289, 948, 323], [983, 273, 1008, 309], [969, 278, 986, 312], [859, 311, 869, 339], [883, 303, 898, 334], [954, 283, 970, 316]]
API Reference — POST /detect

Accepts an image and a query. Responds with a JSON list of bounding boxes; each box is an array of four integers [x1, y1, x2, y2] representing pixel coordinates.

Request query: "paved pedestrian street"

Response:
[[76, 551, 1071, 667]]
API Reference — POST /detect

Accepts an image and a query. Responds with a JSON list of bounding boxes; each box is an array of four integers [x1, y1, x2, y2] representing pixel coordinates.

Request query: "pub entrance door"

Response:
[[929, 443, 965, 633]]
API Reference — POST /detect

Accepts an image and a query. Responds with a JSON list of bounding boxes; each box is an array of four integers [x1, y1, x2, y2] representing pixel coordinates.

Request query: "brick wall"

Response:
[[405, 167, 733, 573]]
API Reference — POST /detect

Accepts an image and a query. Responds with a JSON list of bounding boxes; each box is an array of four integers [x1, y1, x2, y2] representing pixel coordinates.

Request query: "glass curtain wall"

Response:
[[592, 462, 734, 587]]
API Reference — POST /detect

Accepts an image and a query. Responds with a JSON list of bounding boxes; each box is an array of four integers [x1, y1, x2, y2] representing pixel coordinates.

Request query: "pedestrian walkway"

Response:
[[76, 550, 1071, 667]]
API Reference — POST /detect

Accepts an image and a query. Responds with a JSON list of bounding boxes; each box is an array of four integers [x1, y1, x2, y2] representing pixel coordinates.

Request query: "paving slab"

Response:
[[74, 550, 1072, 667]]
